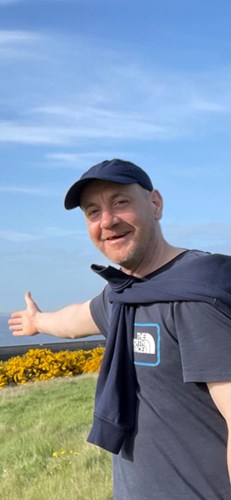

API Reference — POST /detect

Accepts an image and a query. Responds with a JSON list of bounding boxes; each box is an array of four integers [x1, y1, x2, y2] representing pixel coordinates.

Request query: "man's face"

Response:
[[80, 180, 163, 274]]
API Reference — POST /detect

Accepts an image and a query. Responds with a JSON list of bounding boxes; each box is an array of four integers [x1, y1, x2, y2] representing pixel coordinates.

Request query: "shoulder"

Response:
[[170, 250, 231, 280], [90, 285, 111, 337]]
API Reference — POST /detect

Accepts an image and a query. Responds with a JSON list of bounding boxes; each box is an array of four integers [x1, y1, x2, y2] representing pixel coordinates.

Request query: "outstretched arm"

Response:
[[8, 291, 101, 339]]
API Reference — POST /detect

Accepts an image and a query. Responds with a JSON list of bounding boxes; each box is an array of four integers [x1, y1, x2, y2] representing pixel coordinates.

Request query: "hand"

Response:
[[8, 291, 41, 336]]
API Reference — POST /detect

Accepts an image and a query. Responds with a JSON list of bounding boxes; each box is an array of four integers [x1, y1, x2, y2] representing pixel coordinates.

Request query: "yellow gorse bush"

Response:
[[0, 361, 8, 389], [0, 347, 105, 389]]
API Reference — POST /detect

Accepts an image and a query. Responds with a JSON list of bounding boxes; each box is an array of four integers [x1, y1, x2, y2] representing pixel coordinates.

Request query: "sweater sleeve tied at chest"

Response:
[[87, 265, 139, 453]]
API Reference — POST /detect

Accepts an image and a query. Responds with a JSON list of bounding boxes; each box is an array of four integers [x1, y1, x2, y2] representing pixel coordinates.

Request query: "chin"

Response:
[[101, 242, 141, 268], [111, 253, 139, 270]]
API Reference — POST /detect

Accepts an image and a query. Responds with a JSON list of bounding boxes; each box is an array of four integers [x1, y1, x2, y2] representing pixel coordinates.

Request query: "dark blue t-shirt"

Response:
[[90, 251, 231, 499]]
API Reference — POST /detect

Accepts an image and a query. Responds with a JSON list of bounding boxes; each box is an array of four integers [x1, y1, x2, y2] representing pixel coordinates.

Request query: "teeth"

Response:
[[105, 233, 128, 241], [108, 235, 122, 240]]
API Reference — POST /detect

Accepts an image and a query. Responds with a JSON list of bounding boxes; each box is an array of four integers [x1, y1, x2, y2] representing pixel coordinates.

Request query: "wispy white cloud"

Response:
[[0, 30, 41, 60], [45, 151, 121, 167], [0, 115, 172, 144], [0, 122, 71, 145], [0, 0, 115, 5], [43, 226, 86, 238], [0, 0, 21, 4], [0, 29, 229, 148], [0, 230, 41, 243], [0, 30, 38, 44], [163, 222, 231, 254], [0, 184, 60, 196], [191, 99, 227, 113], [0, 226, 86, 243]]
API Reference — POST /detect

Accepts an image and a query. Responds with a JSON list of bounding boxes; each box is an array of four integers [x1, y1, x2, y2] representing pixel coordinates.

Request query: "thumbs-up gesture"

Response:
[[8, 291, 41, 336]]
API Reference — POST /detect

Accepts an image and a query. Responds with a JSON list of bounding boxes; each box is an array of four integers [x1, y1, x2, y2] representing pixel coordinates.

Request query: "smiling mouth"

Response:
[[104, 232, 130, 241]]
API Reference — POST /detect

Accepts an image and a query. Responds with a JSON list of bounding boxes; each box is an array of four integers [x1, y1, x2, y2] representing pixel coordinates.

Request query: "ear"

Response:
[[150, 189, 163, 220]]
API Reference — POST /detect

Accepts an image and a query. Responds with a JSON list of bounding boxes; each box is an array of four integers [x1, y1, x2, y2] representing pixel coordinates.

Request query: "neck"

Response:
[[121, 240, 186, 278]]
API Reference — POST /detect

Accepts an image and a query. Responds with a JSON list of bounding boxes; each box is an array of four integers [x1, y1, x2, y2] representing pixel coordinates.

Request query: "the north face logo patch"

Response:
[[133, 323, 160, 366]]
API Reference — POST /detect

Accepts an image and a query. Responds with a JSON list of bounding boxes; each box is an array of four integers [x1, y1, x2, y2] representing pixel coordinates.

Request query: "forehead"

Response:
[[80, 180, 141, 206]]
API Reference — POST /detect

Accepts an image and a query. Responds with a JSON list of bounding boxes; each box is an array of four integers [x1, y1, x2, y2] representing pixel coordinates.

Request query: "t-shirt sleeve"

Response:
[[89, 284, 111, 338], [174, 301, 231, 383]]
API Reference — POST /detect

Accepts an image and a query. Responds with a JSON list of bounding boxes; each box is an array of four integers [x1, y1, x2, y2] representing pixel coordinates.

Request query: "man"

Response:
[[9, 159, 231, 499]]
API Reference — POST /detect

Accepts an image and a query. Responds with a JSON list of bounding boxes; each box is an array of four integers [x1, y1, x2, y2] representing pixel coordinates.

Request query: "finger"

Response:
[[9, 324, 23, 332], [12, 330, 25, 336], [9, 311, 24, 319], [8, 317, 23, 325], [9, 323, 22, 331]]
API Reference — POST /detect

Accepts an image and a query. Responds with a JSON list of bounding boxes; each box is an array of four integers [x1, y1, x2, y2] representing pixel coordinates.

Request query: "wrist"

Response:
[[34, 311, 42, 334]]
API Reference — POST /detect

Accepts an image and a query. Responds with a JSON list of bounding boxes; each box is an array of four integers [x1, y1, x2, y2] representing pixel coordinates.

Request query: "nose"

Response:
[[100, 209, 119, 229]]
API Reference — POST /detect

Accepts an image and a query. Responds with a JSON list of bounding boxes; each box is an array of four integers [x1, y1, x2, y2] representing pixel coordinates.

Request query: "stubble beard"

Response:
[[104, 240, 146, 273]]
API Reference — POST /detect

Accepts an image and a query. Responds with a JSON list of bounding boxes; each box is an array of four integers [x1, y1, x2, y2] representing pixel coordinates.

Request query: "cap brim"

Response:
[[64, 175, 135, 210], [64, 179, 94, 210]]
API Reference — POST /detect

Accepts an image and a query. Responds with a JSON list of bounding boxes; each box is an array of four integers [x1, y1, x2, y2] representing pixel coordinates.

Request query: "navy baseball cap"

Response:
[[64, 158, 153, 210]]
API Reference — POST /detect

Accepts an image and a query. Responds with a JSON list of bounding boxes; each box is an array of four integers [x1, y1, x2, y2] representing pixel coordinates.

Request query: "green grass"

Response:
[[0, 375, 112, 500]]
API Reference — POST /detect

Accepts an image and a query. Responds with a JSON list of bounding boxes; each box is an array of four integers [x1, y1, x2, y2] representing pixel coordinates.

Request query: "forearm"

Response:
[[34, 308, 80, 338], [35, 302, 98, 339]]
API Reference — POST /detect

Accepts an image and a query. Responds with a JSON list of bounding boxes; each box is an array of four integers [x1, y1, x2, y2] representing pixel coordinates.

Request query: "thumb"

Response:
[[24, 291, 40, 311], [25, 290, 32, 305]]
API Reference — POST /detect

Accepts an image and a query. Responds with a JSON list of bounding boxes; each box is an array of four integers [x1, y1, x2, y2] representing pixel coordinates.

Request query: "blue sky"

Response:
[[0, 0, 230, 313]]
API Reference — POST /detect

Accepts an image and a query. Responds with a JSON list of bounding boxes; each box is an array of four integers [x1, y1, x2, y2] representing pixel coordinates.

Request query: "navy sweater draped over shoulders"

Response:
[[87, 252, 231, 453]]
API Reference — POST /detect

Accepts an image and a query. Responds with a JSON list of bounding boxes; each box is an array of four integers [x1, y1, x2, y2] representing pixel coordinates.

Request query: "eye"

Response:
[[86, 208, 100, 220], [114, 198, 129, 207]]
